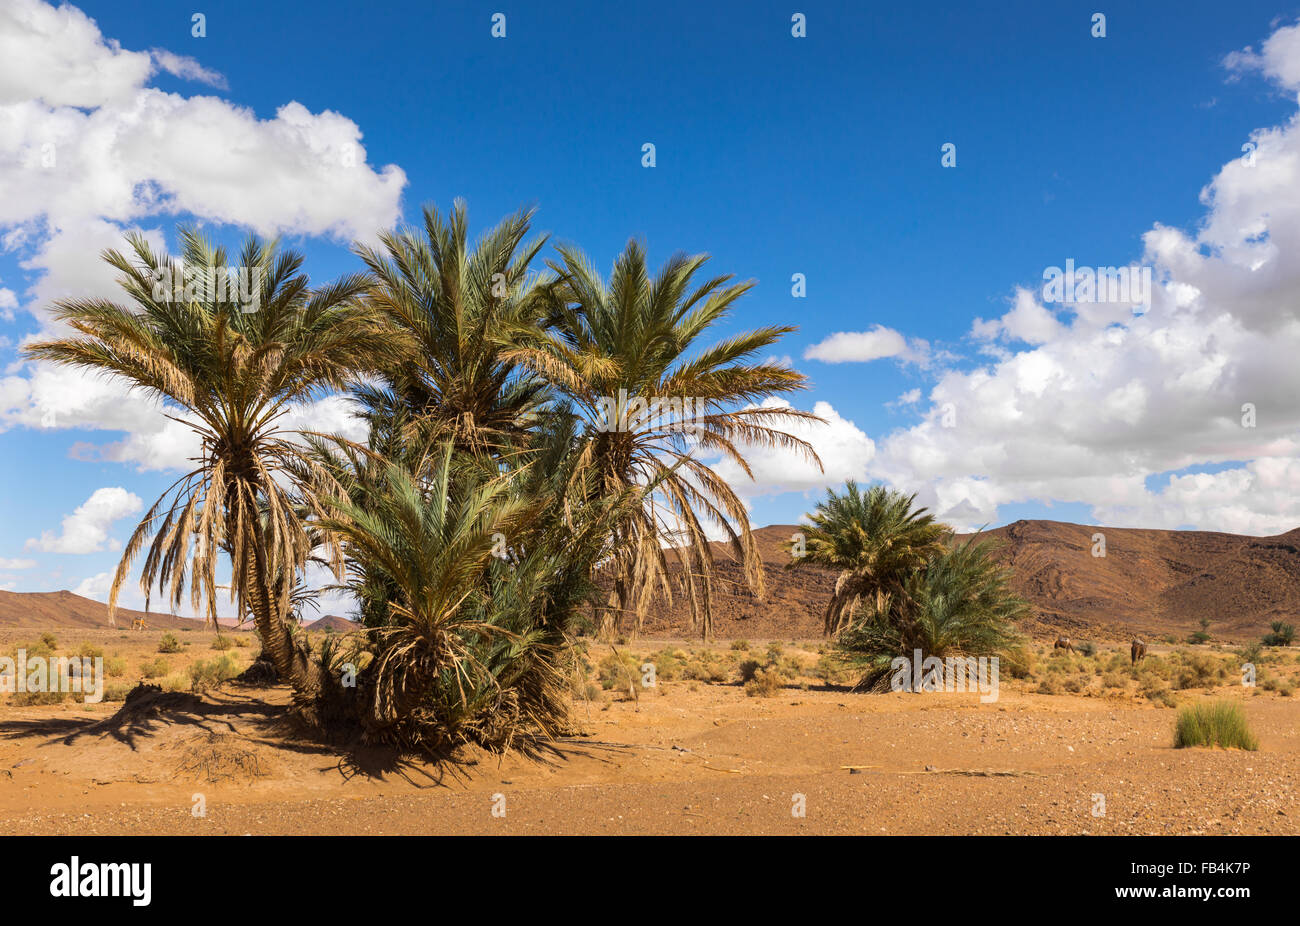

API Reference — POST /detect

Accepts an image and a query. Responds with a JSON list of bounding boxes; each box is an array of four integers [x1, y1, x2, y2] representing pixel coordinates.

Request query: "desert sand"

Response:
[[1, 628, 1295, 836]]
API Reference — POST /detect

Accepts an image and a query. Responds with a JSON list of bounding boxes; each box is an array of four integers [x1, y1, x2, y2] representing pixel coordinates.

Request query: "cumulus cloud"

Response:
[[708, 398, 875, 500], [1223, 19, 1300, 92], [26, 486, 143, 553], [725, 19, 1300, 535], [0, 1, 406, 472], [150, 49, 228, 89], [804, 325, 930, 365], [845, 19, 1300, 534], [0, 0, 152, 108]]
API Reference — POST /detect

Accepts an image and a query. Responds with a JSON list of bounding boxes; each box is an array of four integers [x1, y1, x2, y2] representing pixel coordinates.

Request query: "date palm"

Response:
[[510, 240, 821, 639], [353, 200, 555, 460], [839, 536, 1028, 690], [23, 229, 403, 714], [790, 482, 946, 635]]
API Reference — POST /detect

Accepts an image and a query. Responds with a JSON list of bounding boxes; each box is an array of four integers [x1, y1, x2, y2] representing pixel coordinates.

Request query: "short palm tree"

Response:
[[23, 229, 402, 714], [790, 482, 946, 635], [510, 240, 821, 639], [839, 536, 1028, 689], [353, 200, 554, 460], [317, 436, 648, 751]]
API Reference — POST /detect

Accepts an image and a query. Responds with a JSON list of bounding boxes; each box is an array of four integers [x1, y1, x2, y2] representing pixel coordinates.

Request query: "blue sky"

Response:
[[4, 0, 1300, 612]]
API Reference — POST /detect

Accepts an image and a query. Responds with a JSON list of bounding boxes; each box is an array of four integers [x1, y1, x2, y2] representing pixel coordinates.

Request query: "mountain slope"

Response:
[[641, 521, 1300, 641]]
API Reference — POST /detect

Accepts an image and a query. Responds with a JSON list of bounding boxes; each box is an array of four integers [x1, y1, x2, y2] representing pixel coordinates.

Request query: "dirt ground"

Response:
[[0, 629, 1296, 835]]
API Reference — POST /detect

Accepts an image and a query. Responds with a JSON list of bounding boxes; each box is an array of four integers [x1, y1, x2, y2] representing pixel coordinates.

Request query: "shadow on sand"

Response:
[[0, 681, 624, 789]]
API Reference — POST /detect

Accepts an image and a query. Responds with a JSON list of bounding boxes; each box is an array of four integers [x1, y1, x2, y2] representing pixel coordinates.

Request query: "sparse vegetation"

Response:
[[743, 665, 786, 697], [1262, 621, 1295, 647], [188, 653, 241, 693], [139, 658, 171, 679], [1173, 701, 1258, 750], [157, 633, 181, 654]]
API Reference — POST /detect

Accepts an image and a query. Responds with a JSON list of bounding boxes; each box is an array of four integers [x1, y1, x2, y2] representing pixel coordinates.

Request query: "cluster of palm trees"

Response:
[[25, 202, 821, 750], [789, 482, 1029, 689]]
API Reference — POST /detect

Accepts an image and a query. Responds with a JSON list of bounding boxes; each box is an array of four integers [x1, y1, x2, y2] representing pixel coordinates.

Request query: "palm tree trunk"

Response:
[[242, 541, 320, 718]]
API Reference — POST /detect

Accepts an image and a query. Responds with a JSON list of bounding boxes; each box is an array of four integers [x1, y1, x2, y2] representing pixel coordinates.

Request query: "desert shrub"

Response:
[[681, 650, 731, 683], [648, 648, 686, 681], [813, 653, 855, 685], [10, 689, 68, 706], [572, 680, 602, 702], [157, 633, 181, 654], [160, 674, 188, 692], [1174, 654, 1226, 690], [40, 632, 58, 650], [235, 636, 252, 648], [188, 653, 240, 692], [1036, 675, 1063, 695], [140, 657, 170, 679], [738, 659, 762, 683], [1104, 652, 1129, 672], [1188, 630, 1211, 644], [211, 635, 234, 651], [102, 682, 134, 702], [999, 645, 1034, 679], [1262, 621, 1296, 647], [1063, 675, 1089, 694], [77, 642, 104, 658], [730, 640, 750, 651], [1076, 641, 1097, 657], [1139, 672, 1177, 706], [18, 639, 54, 659], [597, 651, 640, 692], [1173, 701, 1258, 750], [776, 654, 807, 678], [743, 666, 785, 698], [104, 656, 127, 677], [1102, 671, 1128, 689]]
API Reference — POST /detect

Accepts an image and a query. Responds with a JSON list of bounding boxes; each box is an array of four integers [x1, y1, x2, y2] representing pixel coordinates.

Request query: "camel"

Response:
[[1131, 638, 1147, 664], [131, 617, 148, 631], [1053, 636, 1074, 653]]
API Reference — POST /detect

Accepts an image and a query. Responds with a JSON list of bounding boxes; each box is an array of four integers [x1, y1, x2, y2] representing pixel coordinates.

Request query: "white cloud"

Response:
[[150, 49, 228, 89], [708, 398, 875, 499], [1224, 19, 1300, 92], [727, 19, 1300, 535], [804, 325, 930, 365], [0, 1, 407, 470], [0, 0, 152, 108], [971, 287, 1067, 345], [0, 557, 36, 569], [26, 486, 143, 553], [839, 19, 1300, 534]]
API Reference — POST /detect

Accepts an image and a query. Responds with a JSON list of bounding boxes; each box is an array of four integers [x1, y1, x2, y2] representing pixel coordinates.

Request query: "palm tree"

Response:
[[353, 200, 554, 460], [316, 436, 648, 751], [510, 240, 821, 639], [23, 229, 403, 716], [790, 482, 946, 635], [839, 536, 1028, 690]]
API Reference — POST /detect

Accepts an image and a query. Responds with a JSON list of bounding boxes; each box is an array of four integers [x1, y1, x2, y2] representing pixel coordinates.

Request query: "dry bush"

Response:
[[743, 666, 786, 698]]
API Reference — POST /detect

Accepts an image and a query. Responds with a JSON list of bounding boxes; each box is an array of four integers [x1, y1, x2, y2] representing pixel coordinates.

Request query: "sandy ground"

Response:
[[1, 633, 1296, 835]]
